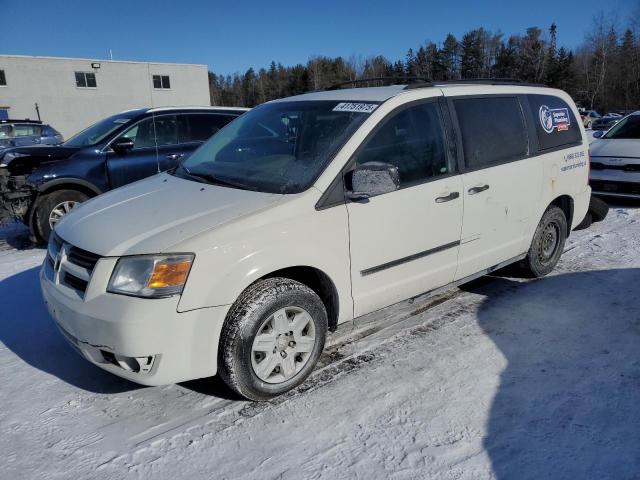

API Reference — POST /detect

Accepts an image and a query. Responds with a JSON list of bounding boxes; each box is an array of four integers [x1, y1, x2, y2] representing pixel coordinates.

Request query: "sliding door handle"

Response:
[[468, 184, 490, 195], [435, 192, 460, 203]]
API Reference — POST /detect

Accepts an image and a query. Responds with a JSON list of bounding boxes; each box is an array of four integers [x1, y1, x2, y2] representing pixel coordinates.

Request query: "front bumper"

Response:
[[40, 263, 230, 386], [590, 169, 640, 199]]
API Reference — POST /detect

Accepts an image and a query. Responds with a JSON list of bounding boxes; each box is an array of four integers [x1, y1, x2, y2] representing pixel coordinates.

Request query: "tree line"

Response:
[[209, 9, 640, 113]]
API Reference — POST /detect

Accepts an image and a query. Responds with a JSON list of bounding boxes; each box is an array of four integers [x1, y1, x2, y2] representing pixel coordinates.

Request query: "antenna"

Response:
[[109, 49, 113, 61]]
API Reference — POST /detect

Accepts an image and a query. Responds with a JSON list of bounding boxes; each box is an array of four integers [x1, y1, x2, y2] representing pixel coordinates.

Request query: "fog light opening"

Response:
[[100, 351, 156, 374]]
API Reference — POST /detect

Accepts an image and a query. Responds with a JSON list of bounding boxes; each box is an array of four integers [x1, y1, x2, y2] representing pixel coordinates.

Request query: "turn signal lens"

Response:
[[107, 254, 194, 298], [148, 260, 192, 288]]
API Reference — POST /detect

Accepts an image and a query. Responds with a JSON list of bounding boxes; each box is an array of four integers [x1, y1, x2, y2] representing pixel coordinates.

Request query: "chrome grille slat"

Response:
[[64, 272, 89, 292], [50, 235, 102, 296], [67, 246, 100, 271]]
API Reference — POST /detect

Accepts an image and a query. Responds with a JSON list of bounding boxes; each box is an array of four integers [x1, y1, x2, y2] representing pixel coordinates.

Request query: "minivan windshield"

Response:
[[603, 114, 640, 139], [64, 114, 136, 147], [174, 100, 377, 194]]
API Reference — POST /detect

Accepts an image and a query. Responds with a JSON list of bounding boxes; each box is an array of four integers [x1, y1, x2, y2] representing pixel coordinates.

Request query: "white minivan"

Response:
[[41, 80, 591, 400]]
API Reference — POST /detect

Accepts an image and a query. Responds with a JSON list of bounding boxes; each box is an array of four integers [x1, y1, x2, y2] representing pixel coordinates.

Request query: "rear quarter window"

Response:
[[527, 94, 582, 151]]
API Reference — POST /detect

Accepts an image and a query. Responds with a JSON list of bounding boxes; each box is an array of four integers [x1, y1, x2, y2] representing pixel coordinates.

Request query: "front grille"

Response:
[[591, 162, 640, 172], [67, 246, 101, 271], [63, 272, 89, 292], [590, 180, 640, 195], [50, 236, 102, 296]]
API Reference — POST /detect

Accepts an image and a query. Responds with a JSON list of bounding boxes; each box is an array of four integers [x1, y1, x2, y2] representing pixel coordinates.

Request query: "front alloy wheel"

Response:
[[251, 306, 317, 383], [219, 278, 327, 401]]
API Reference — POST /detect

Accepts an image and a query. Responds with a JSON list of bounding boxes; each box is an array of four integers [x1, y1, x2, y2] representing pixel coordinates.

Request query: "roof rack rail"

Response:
[[326, 77, 432, 91], [0, 118, 43, 124], [428, 78, 547, 87]]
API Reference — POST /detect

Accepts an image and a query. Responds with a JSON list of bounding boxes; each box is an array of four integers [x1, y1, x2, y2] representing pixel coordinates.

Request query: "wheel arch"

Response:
[[28, 178, 103, 241], [259, 266, 340, 332], [549, 194, 574, 236], [38, 178, 103, 197]]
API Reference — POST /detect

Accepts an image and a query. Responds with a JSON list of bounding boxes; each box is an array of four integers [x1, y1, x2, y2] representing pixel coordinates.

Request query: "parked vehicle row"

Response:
[[592, 113, 623, 131], [41, 81, 591, 400], [0, 107, 248, 242], [0, 119, 63, 153], [581, 110, 600, 129]]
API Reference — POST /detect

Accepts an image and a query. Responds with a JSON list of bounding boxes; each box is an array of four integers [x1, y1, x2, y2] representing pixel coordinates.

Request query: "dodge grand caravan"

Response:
[[41, 80, 590, 400]]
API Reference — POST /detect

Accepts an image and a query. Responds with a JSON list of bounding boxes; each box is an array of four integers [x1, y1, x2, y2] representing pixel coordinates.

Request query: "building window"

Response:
[[0, 70, 6, 86], [153, 75, 171, 89], [75, 72, 97, 88]]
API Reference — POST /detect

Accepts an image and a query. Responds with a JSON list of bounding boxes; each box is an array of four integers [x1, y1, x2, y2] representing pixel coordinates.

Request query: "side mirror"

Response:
[[111, 136, 135, 154], [593, 130, 604, 139], [347, 162, 400, 200]]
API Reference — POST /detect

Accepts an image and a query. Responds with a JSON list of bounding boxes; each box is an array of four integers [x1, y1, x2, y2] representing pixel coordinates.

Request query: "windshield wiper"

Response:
[[182, 167, 257, 191]]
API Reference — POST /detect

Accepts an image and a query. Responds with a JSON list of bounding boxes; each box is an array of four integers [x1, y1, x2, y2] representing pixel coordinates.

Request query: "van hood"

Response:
[[55, 173, 284, 256], [590, 138, 640, 159]]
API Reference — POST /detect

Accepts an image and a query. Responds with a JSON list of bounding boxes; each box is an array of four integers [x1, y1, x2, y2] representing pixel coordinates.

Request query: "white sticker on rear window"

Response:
[[333, 102, 378, 114], [539, 105, 571, 133]]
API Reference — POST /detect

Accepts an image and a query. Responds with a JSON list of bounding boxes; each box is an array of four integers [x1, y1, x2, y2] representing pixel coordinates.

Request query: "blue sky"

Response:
[[1, 0, 637, 74]]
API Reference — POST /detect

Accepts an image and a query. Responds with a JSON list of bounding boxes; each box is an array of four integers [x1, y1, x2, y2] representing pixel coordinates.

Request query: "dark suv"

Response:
[[0, 107, 248, 242], [0, 119, 64, 153]]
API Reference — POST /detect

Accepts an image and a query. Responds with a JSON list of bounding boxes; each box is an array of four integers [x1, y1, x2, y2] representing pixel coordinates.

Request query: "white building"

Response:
[[0, 55, 210, 138]]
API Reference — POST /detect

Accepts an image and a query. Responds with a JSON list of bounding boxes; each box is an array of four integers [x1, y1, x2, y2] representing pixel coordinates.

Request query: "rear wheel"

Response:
[[34, 189, 88, 243], [218, 278, 327, 401], [523, 206, 567, 277]]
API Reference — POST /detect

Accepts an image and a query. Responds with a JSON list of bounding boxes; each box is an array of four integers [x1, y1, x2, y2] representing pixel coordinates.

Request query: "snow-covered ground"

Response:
[[1, 203, 640, 480]]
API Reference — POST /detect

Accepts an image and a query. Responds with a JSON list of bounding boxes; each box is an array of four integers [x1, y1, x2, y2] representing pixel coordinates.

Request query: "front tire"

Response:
[[523, 206, 567, 277], [218, 278, 328, 401], [34, 189, 89, 243]]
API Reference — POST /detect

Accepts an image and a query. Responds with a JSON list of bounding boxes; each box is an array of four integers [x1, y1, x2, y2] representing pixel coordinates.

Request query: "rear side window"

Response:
[[13, 124, 43, 137], [354, 102, 449, 188], [527, 94, 581, 150], [453, 96, 528, 169], [179, 114, 238, 143]]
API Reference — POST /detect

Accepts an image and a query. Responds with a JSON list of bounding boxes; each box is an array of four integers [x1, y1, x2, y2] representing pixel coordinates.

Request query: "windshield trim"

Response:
[[174, 100, 383, 194]]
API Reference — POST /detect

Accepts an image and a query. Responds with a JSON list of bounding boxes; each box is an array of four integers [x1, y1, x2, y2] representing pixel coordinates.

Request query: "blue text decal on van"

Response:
[[539, 105, 571, 133]]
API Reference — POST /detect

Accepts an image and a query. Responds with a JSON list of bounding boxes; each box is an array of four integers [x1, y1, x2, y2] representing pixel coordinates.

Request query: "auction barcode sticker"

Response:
[[333, 102, 378, 113]]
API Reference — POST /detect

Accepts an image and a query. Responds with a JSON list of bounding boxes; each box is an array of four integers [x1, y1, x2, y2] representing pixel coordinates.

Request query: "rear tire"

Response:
[[34, 189, 89, 243], [523, 206, 567, 277], [218, 278, 328, 401], [589, 196, 609, 222]]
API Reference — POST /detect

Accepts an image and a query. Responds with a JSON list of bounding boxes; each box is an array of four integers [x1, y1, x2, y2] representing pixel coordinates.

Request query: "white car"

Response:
[[590, 111, 640, 198], [41, 81, 591, 400]]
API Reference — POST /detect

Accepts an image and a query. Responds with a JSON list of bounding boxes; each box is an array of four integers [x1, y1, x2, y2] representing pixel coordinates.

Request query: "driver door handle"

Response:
[[435, 192, 460, 203], [468, 184, 490, 195], [166, 153, 184, 161]]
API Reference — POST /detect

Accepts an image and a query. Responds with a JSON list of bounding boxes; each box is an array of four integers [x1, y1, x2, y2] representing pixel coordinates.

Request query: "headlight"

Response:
[[107, 254, 194, 298]]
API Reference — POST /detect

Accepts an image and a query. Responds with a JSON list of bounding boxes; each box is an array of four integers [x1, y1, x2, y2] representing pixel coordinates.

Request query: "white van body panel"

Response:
[[54, 173, 285, 257], [347, 175, 464, 317], [455, 160, 542, 280]]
